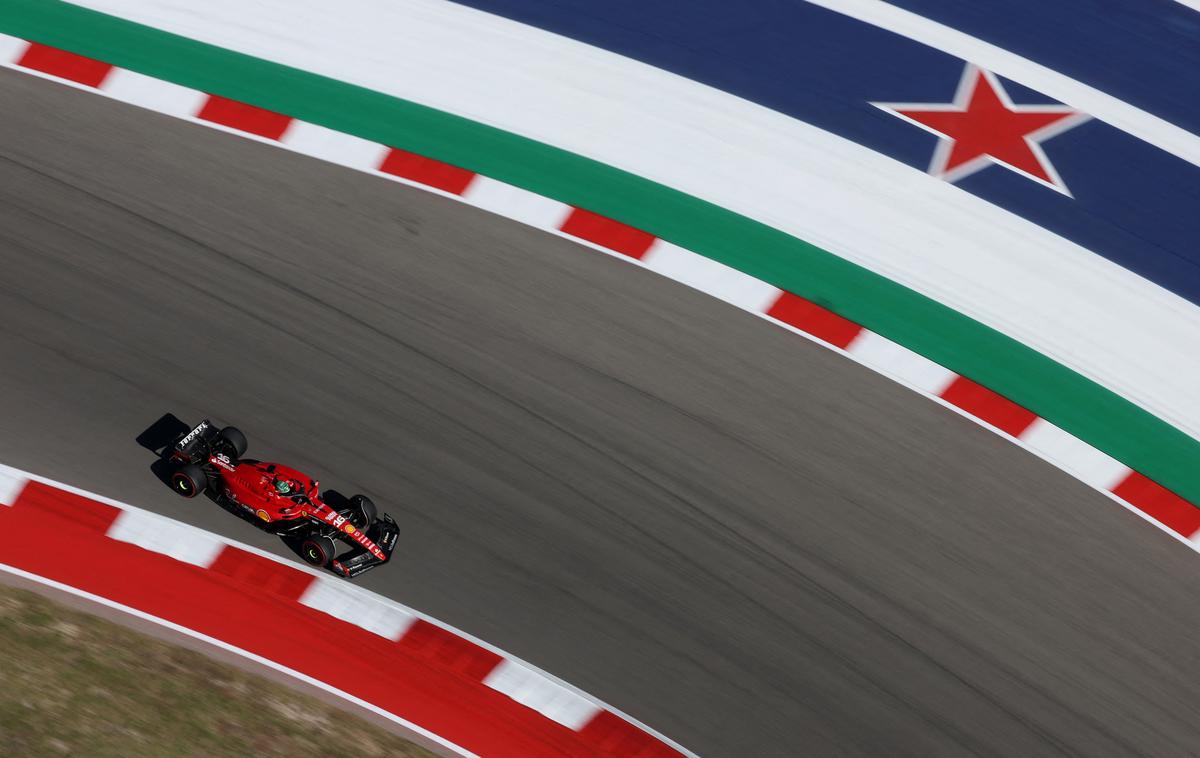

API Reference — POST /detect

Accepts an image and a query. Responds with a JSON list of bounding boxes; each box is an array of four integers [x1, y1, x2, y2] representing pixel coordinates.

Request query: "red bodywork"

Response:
[[209, 456, 387, 561]]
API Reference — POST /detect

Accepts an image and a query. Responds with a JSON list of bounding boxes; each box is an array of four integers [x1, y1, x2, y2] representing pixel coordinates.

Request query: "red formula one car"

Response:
[[156, 418, 398, 578]]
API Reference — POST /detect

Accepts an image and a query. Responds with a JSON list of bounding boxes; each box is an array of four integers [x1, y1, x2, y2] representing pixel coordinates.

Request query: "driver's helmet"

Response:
[[273, 478, 295, 496]]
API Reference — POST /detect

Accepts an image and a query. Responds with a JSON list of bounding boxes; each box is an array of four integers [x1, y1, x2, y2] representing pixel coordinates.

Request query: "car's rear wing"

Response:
[[174, 419, 218, 461]]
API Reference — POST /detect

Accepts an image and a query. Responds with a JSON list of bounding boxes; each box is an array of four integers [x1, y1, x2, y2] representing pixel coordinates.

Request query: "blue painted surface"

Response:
[[452, 0, 1200, 304]]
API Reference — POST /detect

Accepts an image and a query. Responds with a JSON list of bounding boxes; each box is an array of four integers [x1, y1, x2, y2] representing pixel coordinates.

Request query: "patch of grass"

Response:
[[0, 583, 438, 757]]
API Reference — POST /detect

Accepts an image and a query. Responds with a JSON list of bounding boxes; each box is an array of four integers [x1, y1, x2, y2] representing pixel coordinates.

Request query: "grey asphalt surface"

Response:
[[3, 68, 1200, 758]]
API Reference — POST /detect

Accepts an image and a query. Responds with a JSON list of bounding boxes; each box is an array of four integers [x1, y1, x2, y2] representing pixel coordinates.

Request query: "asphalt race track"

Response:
[[4, 69, 1200, 758]]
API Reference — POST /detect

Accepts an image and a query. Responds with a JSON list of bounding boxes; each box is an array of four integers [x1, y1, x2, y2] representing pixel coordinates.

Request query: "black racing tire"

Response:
[[169, 462, 207, 499], [300, 535, 338, 567], [349, 494, 377, 528], [218, 426, 248, 459]]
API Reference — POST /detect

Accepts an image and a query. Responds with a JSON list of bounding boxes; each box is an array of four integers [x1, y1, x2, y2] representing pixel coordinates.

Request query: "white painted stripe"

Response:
[[281, 121, 389, 171], [106, 509, 225, 567], [68, 0, 1200, 449], [0, 33, 27, 64], [484, 659, 601, 731], [1019, 418, 1131, 491], [101, 68, 206, 117], [462, 176, 572, 230], [805, 0, 1200, 168], [0, 467, 27, 506], [299, 576, 416, 640], [0, 564, 479, 758], [847, 331, 958, 395], [1175, 0, 1200, 12], [641, 241, 782, 313]]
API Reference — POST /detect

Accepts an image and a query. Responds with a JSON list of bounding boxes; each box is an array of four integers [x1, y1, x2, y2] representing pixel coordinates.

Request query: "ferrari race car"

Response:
[[156, 418, 398, 578]]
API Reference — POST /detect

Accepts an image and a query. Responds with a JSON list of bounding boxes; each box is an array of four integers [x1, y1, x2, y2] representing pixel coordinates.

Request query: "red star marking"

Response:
[[873, 64, 1090, 196]]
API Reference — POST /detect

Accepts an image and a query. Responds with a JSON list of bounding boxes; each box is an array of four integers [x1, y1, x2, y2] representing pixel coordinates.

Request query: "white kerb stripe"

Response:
[[282, 121, 390, 171], [299, 576, 416, 640], [462, 176, 572, 230], [0, 33, 26, 64], [847, 330, 958, 395], [484, 659, 601, 731], [641, 240, 782, 313], [101, 68, 207, 117], [0, 468, 27, 506], [805, 0, 1200, 168], [106, 510, 226, 568], [1019, 418, 1131, 491]]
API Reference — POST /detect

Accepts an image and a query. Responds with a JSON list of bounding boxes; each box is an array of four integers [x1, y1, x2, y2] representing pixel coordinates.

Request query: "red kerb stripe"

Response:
[[196, 95, 293, 140], [1112, 472, 1200, 537], [378, 148, 477, 194], [559, 208, 657, 259], [208, 546, 314, 601], [398, 619, 502, 680], [10, 481, 120, 533], [766, 292, 863, 348], [939, 376, 1038, 437], [17, 43, 114, 88], [579, 710, 684, 757]]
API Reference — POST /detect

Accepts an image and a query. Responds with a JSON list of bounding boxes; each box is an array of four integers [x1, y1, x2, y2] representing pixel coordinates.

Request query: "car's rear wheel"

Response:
[[169, 463, 207, 498], [348, 494, 377, 528], [300, 535, 338, 567], [217, 426, 247, 459]]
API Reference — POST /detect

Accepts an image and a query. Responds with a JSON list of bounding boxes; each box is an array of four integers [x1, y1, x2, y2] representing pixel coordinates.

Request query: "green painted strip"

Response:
[[7, 0, 1200, 505]]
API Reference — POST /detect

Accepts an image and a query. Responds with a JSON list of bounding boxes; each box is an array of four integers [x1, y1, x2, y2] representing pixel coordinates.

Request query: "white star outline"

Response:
[[871, 64, 1093, 197]]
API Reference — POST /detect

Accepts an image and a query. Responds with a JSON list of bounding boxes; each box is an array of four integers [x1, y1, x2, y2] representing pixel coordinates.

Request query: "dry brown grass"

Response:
[[0, 583, 437, 757]]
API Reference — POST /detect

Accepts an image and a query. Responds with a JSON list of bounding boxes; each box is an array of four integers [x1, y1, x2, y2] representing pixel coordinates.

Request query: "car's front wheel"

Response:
[[299, 535, 338, 567], [169, 463, 207, 498]]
